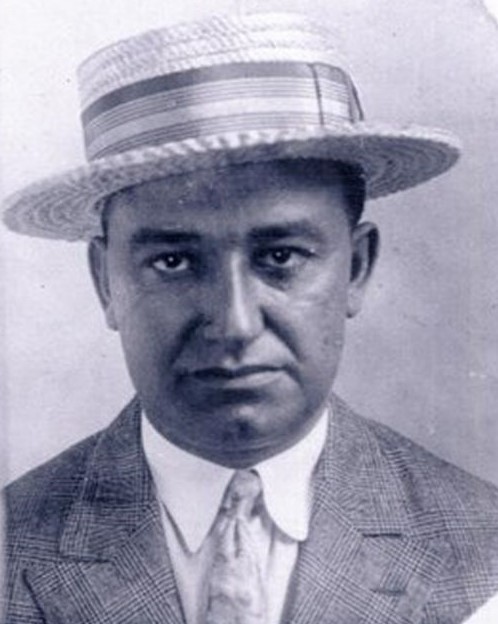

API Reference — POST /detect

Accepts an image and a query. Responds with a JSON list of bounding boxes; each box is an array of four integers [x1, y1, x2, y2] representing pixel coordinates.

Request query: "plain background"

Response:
[[1, 0, 498, 487]]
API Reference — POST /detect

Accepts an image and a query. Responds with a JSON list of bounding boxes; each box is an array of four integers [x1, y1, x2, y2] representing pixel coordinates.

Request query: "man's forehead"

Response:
[[102, 160, 348, 234], [112, 160, 344, 203]]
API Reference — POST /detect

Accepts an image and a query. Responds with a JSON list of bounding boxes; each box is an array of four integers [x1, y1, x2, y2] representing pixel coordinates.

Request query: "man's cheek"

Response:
[[117, 299, 171, 360], [307, 302, 347, 365], [114, 287, 171, 328]]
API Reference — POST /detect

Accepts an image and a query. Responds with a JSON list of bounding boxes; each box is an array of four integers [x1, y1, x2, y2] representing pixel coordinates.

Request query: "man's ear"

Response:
[[88, 238, 118, 330], [347, 221, 380, 318]]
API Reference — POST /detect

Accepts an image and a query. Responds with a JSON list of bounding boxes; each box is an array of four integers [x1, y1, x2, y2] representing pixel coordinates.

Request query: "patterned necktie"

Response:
[[205, 469, 267, 624]]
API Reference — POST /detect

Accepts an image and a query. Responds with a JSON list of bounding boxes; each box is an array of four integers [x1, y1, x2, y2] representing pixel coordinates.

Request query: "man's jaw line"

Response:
[[154, 422, 317, 470]]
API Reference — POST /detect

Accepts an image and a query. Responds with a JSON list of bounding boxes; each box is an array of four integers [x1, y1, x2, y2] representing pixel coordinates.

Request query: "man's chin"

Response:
[[182, 400, 313, 467], [187, 416, 298, 468]]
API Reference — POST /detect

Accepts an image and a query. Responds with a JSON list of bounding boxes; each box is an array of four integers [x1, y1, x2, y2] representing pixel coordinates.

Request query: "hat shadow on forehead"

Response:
[[2, 11, 460, 242], [99, 158, 367, 241]]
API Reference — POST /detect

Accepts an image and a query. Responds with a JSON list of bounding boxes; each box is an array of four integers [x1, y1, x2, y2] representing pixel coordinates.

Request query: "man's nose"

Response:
[[201, 256, 264, 346]]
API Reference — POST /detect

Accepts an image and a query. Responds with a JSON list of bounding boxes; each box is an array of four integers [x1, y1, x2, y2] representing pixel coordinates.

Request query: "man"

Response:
[[3, 11, 498, 624]]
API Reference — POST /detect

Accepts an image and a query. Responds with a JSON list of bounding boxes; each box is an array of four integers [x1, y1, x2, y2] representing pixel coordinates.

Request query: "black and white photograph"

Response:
[[2, 1, 498, 622]]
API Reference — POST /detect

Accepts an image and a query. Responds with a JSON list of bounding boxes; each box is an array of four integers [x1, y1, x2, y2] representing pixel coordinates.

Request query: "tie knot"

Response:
[[224, 470, 262, 519]]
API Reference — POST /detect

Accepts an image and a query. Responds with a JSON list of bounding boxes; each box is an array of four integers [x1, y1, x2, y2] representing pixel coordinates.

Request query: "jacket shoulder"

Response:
[[336, 402, 498, 620], [5, 430, 101, 543], [364, 413, 498, 519], [3, 431, 104, 623], [356, 407, 498, 612]]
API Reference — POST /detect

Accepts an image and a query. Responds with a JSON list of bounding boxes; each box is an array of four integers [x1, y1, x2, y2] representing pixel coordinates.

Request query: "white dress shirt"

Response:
[[142, 410, 329, 624]]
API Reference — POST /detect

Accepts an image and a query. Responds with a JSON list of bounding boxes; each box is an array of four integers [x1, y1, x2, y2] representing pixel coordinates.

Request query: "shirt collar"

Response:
[[142, 408, 329, 552]]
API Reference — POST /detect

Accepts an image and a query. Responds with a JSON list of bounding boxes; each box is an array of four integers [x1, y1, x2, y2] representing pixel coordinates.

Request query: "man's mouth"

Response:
[[187, 365, 283, 389]]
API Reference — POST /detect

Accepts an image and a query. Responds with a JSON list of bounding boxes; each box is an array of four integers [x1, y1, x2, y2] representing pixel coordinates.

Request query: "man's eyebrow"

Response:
[[129, 227, 201, 248], [249, 220, 326, 243]]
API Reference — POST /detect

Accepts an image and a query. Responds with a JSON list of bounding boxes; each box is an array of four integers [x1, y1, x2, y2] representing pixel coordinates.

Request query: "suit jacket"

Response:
[[4, 396, 498, 624]]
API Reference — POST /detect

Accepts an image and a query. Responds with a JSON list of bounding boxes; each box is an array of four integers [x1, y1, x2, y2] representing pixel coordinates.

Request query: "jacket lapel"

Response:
[[286, 396, 453, 624], [24, 399, 185, 624]]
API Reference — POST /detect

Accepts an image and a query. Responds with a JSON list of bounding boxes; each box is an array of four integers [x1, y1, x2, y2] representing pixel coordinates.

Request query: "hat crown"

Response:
[[76, 12, 363, 163], [77, 13, 349, 111]]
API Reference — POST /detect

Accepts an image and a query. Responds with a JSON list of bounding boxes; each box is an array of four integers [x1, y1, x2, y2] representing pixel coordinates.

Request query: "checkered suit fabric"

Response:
[[4, 396, 498, 623]]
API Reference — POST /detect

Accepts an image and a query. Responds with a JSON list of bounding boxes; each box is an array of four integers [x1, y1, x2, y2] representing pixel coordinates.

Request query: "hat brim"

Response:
[[2, 123, 460, 241]]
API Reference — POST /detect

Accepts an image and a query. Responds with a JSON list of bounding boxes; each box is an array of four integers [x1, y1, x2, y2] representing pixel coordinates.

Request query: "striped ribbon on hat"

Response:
[[81, 61, 363, 161]]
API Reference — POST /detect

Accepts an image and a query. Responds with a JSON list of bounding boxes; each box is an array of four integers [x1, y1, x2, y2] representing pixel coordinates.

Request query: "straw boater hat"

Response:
[[2, 12, 460, 242]]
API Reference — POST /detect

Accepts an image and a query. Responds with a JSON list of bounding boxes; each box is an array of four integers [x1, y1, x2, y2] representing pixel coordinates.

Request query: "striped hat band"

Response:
[[82, 61, 363, 161]]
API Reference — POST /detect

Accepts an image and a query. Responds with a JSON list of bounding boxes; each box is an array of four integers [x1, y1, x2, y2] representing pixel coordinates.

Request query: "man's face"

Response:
[[89, 161, 378, 467]]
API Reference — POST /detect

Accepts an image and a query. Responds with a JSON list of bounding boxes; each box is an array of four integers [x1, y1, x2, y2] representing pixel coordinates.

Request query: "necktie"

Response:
[[204, 469, 267, 624]]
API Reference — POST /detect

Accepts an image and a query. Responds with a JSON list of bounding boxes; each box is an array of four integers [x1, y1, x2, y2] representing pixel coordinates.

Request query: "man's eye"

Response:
[[150, 252, 191, 273], [254, 247, 310, 270]]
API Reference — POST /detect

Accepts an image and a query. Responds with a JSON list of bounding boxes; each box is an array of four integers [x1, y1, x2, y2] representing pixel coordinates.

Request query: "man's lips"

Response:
[[192, 365, 279, 379], [184, 365, 284, 389]]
